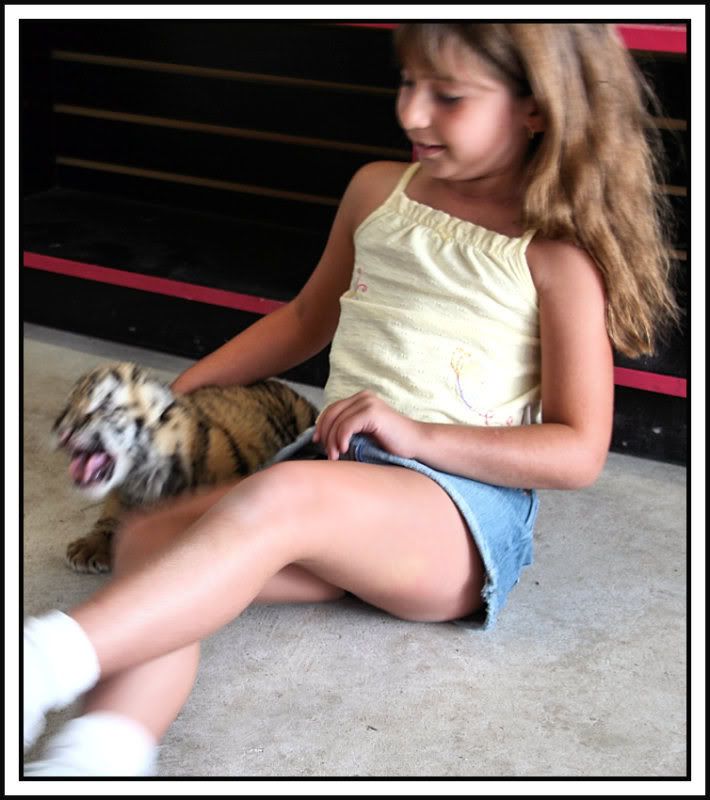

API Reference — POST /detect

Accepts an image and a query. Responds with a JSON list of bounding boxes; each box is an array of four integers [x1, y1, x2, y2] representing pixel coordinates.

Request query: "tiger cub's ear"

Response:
[[137, 378, 176, 423], [112, 362, 175, 424]]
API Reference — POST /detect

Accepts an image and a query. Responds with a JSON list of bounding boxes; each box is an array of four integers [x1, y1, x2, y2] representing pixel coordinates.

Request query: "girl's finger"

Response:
[[324, 400, 378, 459], [315, 393, 371, 447]]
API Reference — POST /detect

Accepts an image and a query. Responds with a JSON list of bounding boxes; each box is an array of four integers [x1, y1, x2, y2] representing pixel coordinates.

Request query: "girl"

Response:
[[24, 23, 679, 776]]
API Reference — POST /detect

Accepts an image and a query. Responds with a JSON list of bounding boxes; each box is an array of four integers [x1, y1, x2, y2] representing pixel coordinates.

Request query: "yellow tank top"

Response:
[[323, 162, 542, 427]]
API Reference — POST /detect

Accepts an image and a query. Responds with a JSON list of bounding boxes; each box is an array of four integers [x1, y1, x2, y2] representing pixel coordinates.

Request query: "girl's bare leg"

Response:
[[30, 459, 482, 754], [79, 485, 345, 741], [69, 459, 483, 679]]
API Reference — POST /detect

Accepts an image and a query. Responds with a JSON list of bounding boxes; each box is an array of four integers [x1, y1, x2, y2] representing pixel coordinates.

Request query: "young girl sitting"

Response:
[[23, 23, 679, 776]]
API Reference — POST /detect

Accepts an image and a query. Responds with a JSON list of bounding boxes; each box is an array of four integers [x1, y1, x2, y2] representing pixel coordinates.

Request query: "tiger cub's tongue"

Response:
[[70, 452, 111, 485]]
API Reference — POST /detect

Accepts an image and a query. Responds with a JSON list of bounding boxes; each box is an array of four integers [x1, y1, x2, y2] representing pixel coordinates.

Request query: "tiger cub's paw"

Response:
[[65, 528, 114, 573]]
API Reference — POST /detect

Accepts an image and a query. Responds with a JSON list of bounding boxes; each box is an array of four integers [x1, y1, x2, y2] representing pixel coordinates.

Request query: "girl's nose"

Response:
[[397, 86, 431, 131]]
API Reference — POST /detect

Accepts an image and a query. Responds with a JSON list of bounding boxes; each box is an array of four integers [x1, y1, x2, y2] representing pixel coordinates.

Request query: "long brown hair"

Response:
[[394, 23, 681, 357]]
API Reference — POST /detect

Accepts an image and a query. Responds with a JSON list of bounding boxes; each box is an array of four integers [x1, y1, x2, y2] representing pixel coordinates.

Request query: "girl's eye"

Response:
[[436, 94, 461, 105], [397, 78, 461, 105]]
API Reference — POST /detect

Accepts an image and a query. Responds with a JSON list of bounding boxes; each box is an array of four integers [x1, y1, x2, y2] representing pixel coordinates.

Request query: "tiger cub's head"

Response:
[[53, 362, 174, 500]]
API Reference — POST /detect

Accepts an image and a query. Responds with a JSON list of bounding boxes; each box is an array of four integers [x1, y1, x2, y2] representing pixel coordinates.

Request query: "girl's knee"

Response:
[[114, 463, 316, 573], [252, 460, 317, 496], [217, 461, 317, 522]]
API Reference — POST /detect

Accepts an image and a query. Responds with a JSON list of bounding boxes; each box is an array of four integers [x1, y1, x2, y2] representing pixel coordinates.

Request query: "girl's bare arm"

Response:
[[171, 162, 406, 394]]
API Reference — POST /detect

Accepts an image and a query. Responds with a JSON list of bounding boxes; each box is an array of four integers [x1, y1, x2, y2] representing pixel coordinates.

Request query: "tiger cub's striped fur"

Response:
[[53, 362, 318, 573]]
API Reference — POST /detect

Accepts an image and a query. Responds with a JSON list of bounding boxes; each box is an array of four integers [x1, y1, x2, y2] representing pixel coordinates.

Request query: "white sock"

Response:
[[24, 610, 101, 751], [23, 711, 158, 777]]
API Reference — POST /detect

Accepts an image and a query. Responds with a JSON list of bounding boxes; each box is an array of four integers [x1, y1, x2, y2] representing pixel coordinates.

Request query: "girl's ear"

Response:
[[523, 96, 545, 134]]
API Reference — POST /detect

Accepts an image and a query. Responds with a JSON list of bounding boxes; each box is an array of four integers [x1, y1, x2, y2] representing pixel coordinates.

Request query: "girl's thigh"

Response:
[[224, 459, 485, 624], [114, 460, 485, 624], [114, 481, 345, 604]]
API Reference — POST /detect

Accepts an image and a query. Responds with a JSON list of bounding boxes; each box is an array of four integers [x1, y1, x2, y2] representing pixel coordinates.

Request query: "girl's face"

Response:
[[396, 40, 539, 191]]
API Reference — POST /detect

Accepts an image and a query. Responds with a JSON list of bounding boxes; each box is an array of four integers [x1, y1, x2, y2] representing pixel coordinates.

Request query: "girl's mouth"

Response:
[[413, 143, 446, 159]]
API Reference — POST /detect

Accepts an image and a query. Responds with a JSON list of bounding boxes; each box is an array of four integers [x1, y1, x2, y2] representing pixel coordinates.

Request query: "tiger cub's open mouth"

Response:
[[69, 449, 116, 487]]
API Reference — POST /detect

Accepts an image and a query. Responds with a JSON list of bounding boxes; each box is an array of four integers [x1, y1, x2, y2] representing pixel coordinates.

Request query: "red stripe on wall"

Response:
[[616, 23, 687, 54], [340, 22, 687, 54], [23, 252, 286, 316], [25, 251, 687, 398], [614, 367, 686, 398]]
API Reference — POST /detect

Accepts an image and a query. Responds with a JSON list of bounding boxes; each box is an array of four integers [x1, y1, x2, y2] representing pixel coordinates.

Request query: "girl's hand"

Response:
[[313, 391, 423, 461]]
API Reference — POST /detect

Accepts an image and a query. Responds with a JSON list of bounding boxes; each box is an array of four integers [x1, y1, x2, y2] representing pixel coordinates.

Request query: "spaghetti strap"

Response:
[[390, 162, 420, 198], [354, 162, 421, 237], [518, 228, 538, 252]]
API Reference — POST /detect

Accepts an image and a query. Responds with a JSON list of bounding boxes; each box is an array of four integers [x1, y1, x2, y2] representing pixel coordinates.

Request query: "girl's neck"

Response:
[[434, 168, 526, 206], [415, 170, 525, 233]]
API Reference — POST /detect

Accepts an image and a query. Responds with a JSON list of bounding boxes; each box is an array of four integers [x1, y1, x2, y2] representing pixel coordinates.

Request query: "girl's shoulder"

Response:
[[526, 235, 607, 298], [344, 161, 413, 231]]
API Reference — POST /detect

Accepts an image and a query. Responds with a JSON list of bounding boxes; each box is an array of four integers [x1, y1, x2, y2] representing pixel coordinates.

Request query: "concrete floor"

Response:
[[19, 322, 688, 784]]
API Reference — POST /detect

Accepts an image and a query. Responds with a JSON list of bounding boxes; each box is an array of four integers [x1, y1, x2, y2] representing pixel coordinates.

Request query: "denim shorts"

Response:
[[264, 427, 539, 631]]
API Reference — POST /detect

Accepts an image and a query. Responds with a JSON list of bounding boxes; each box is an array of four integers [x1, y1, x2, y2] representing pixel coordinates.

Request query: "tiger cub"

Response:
[[53, 361, 318, 573]]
